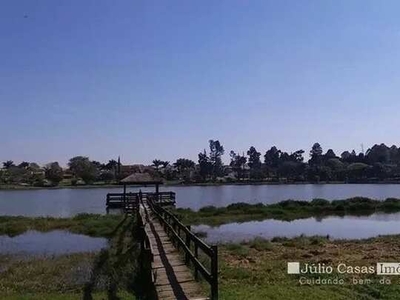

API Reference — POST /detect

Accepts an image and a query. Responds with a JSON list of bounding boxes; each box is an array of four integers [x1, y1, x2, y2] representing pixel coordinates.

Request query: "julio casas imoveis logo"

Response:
[[287, 262, 400, 285]]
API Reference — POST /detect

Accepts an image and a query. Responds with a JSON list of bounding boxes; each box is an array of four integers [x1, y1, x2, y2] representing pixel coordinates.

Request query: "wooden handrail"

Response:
[[147, 196, 218, 300], [106, 192, 176, 209], [159, 207, 213, 256]]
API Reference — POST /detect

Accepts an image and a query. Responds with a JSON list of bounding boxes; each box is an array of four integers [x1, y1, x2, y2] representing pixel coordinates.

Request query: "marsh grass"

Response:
[[173, 197, 400, 226], [219, 235, 400, 299], [248, 237, 274, 251], [0, 214, 123, 237], [0, 215, 150, 300]]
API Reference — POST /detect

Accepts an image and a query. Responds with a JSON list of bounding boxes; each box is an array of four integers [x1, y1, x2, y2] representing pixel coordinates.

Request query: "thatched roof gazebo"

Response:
[[120, 172, 163, 197]]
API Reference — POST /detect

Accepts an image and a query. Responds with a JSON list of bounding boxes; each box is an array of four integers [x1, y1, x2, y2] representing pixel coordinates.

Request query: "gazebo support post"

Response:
[[123, 183, 127, 204]]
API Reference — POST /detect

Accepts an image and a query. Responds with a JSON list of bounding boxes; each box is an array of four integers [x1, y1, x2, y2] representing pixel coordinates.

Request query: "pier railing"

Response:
[[147, 195, 218, 300], [106, 192, 138, 205], [106, 192, 176, 208], [137, 198, 155, 282]]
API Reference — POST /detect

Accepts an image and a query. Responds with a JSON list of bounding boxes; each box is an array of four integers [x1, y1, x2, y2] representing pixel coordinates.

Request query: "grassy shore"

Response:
[[218, 234, 400, 299], [3, 212, 400, 298], [0, 214, 124, 237], [0, 214, 151, 299], [3, 180, 400, 191], [0, 184, 123, 191], [2, 197, 400, 237], [2, 232, 400, 299], [174, 197, 400, 226]]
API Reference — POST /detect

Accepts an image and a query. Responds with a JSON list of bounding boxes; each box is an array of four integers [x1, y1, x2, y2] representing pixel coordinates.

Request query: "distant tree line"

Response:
[[153, 141, 400, 183], [0, 157, 121, 187], [3, 141, 400, 186]]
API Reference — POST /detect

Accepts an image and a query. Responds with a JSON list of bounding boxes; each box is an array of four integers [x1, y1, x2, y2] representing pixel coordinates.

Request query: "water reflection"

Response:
[[193, 212, 400, 243], [3, 184, 400, 216], [0, 230, 108, 255]]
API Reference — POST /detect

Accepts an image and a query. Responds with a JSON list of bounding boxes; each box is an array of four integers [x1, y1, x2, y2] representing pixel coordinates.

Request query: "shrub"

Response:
[[249, 237, 273, 251], [310, 198, 330, 206], [199, 206, 217, 213]]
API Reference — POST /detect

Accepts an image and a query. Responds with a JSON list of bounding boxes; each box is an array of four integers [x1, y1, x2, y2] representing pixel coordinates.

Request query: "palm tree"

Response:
[[105, 159, 117, 170], [152, 159, 163, 172], [3, 160, 15, 169], [161, 161, 170, 169]]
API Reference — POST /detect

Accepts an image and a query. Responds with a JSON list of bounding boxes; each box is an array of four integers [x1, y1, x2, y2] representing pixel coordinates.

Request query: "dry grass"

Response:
[[219, 235, 400, 299]]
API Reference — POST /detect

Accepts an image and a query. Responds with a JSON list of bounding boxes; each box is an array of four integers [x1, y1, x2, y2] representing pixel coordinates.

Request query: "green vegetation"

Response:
[[218, 235, 400, 299], [5, 141, 400, 188], [0, 214, 124, 237], [0, 215, 152, 299], [0, 293, 131, 300], [4, 212, 400, 299], [174, 197, 400, 225]]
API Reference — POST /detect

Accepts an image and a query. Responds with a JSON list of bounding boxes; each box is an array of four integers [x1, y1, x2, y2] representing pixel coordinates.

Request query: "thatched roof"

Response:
[[120, 172, 163, 184]]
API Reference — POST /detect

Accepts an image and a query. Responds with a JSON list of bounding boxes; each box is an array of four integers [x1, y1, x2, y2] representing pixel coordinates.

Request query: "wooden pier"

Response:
[[106, 191, 176, 210], [105, 173, 218, 299]]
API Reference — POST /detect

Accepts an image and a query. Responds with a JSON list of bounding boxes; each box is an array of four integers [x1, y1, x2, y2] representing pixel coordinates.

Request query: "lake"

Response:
[[2, 184, 400, 217], [193, 212, 400, 243]]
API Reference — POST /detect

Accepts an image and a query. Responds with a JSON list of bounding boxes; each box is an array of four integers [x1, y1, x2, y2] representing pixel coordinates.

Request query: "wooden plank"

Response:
[[152, 259, 186, 269], [154, 273, 195, 286], [141, 199, 208, 300], [156, 282, 204, 300]]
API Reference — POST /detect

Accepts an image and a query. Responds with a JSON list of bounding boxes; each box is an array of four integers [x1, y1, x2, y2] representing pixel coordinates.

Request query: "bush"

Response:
[[276, 200, 310, 209], [225, 243, 250, 257], [199, 206, 217, 213], [249, 237, 273, 251], [226, 202, 253, 211], [310, 198, 330, 206]]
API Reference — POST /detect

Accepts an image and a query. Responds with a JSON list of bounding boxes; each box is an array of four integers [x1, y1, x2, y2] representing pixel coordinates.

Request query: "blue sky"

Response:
[[1, 0, 400, 166]]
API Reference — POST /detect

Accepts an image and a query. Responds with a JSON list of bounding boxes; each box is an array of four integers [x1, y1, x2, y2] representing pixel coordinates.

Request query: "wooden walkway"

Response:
[[140, 200, 208, 300]]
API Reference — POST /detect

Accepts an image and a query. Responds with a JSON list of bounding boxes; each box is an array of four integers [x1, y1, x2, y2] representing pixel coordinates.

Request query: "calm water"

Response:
[[193, 213, 400, 243], [0, 230, 108, 255], [2, 184, 400, 216]]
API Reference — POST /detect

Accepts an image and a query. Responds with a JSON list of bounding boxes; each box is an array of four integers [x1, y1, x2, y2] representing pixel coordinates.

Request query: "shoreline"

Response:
[[2, 180, 400, 191], [174, 197, 400, 225]]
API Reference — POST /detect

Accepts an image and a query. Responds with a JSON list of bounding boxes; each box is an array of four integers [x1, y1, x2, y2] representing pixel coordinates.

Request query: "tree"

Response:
[[264, 147, 281, 167], [389, 145, 400, 164], [3, 161, 15, 169], [309, 143, 323, 165], [161, 161, 170, 169], [365, 144, 390, 164], [290, 150, 305, 162], [209, 140, 225, 180], [366, 162, 388, 180], [28, 162, 41, 170], [263, 146, 282, 179], [174, 159, 195, 173], [44, 162, 64, 185], [247, 146, 261, 169], [325, 149, 337, 160], [198, 150, 212, 181], [91, 161, 104, 170], [105, 159, 118, 170], [341, 151, 351, 161], [246, 146, 262, 179], [346, 163, 369, 181], [152, 159, 163, 172], [279, 161, 299, 180], [104, 159, 118, 180], [174, 158, 195, 182], [4, 166, 28, 184], [68, 156, 97, 184], [98, 171, 115, 183], [230, 151, 247, 180], [18, 161, 30, 169]]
